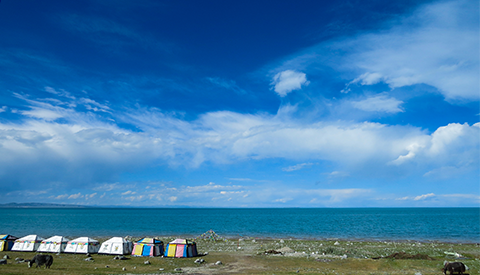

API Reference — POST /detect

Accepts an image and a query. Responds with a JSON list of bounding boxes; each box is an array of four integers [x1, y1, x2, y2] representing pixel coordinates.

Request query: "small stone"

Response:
[[3, 255, 9, 259], [174, 267, 182, 271], [94, 267, 97, 270], [14, 257, 23, 262], [144, 260, 150, 265], [105, 265, 109, 268], [122, 267, 126, 271], [84, 257, 94, 261], [252, 239, 256, 243], [215, 261, 222, 265], [113, 256, 120, 260], [204, 252, 209, 255], [133, 266, 136, 269], [159, 268, 164, 271], [0, 259, 7, 265], [280, 239, 284, 243], [334, 241, 340, 245]]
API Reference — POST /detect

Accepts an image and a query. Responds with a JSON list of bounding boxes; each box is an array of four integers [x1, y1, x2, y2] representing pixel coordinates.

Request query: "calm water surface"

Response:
[[1, 208, 478, 242]]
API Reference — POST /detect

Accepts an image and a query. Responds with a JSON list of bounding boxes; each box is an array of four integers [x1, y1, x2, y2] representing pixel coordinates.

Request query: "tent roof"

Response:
[[0, 235, 18, 240], [169, 239, 195, 244], [136, 238, 163, 244], [17, 235, 43, 241], [42, 236, 70, 242], [102, 237, 129, 243], [68, 237, 98, 243]]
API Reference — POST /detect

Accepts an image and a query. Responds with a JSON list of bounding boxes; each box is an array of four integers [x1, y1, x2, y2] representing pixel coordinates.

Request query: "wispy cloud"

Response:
[[282, 163, 314, 172], [205, 77, 246, 95], [340, 0, 479, 101], [351, 94, 404, 113], [414, 193, 436, 201]]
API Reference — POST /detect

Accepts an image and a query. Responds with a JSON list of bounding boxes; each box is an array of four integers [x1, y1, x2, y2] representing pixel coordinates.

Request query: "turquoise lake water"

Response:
[[1, 208, 478, 242]]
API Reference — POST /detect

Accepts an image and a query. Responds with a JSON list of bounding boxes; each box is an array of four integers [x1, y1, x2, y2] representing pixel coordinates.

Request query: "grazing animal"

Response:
[[442, 261, 466, 275], [28, 255, 53, 269]]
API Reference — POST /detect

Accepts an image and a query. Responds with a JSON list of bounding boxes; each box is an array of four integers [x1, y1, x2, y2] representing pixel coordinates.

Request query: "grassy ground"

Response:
[[1, 238, 479, 274]]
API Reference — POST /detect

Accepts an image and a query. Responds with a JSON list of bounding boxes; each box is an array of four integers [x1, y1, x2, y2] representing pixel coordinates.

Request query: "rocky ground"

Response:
[[1, 237, 479, 274]]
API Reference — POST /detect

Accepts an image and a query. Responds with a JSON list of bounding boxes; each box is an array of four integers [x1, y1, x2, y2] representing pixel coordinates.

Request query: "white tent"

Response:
[[99, 237, 133, 255], [64, 237, 100, 254], [11, 235, 44, 252], [37, 236, 70, 253]]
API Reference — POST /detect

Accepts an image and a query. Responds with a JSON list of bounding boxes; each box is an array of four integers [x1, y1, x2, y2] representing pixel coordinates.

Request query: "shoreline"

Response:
[[53, 235, 479, 245], [8, 232, 480, 245]]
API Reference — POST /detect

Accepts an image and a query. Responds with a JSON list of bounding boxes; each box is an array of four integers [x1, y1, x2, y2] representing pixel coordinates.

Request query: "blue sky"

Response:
[[0, 0, 478, 207]]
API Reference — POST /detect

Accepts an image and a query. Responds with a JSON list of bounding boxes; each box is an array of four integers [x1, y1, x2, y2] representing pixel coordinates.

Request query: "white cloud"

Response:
[[351, 95, 404, 113], [21, 107, 64, 121], [79, 98, 111, 113], [282, 163, 313, 172], [414, 193, 435, 200], [0, 106, 7, 113], [274, 198, 292, 203], [0, 91, 478, 195], [68, 193, 83, 199], [341, 73, 383, 93], [429, 123, 473, 155], [341, 0, 479, 101], [389, 143, 424, 165], [44, 86, 76, 100], [395, 193, 436, 201], [325, 171, 349, 178], [270, 70, 310, 97]]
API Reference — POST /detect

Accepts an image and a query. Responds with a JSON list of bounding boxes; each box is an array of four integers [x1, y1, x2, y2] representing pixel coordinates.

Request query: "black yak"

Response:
[[28, 254, 53, 269], [442, 261, 467, 275]]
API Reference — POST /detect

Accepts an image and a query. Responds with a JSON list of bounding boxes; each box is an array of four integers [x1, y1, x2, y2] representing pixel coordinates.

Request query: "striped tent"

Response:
[[132, 238, 164, 257], [0, 235, 18, 251], [164, 239, 197, 258]]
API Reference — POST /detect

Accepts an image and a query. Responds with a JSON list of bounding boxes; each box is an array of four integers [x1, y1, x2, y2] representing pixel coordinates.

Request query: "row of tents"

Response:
[[0, 234, 197, 258]]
